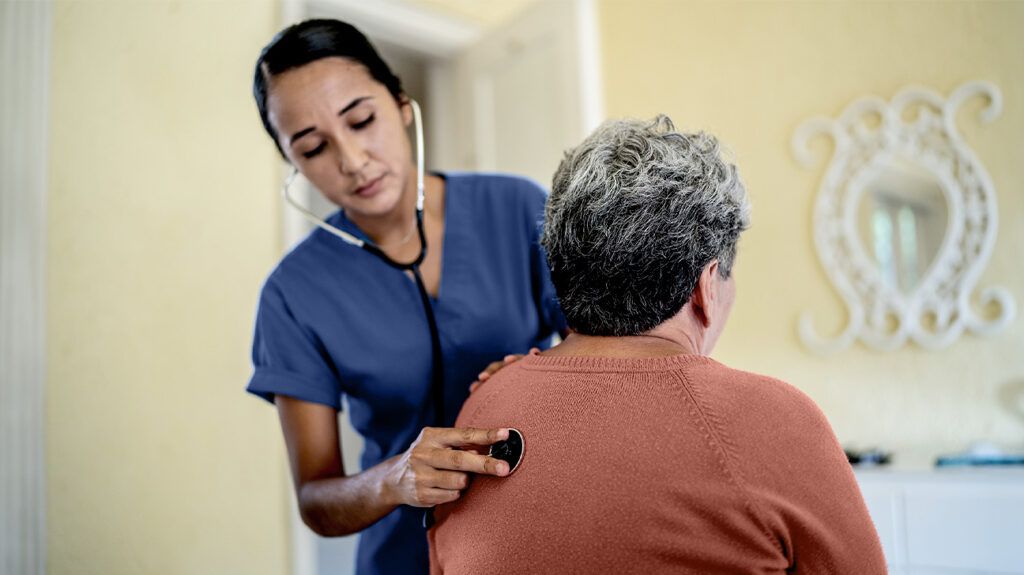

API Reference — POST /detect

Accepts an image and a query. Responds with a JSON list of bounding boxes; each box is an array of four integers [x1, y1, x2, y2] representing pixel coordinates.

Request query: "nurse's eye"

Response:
[[302, 142, 326, 159], [351, 114, 375, 130]]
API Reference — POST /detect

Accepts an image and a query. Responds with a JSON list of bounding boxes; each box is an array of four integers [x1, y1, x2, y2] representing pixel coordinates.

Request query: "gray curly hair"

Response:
[[541, 115, 751, 336]]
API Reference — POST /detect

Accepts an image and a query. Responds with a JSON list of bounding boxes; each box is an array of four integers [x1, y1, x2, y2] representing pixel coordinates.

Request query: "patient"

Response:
[[429, 116, 886, 574]]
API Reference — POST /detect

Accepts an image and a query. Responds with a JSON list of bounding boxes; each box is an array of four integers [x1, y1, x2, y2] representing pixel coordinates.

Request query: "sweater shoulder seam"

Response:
[[668, 368, 787, 558]]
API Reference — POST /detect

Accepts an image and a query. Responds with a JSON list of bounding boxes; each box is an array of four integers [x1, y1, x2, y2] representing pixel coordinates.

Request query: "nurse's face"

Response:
[[266, 57, 414, 219]]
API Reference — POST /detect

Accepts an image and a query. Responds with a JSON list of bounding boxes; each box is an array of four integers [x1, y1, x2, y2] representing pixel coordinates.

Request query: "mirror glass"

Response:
[[856, 156, 948, 295]]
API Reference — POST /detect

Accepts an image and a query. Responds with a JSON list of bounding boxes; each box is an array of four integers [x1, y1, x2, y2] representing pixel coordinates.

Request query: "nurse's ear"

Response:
[[398, 95, 413, 127]]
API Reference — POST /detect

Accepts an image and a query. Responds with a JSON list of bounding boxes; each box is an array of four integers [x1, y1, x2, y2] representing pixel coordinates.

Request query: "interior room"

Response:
[[3, 0, 1022, 574]]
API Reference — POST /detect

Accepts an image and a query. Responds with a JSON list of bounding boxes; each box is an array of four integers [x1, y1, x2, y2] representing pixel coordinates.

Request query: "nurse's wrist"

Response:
[[377, 454, 402, 507]]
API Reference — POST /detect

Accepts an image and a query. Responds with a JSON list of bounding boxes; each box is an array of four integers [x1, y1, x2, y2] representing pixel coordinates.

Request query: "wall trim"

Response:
[[0, 1, 51, 574]]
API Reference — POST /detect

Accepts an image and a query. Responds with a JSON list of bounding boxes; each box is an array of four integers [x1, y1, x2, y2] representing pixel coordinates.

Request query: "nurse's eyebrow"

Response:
[[338, 96, 373, 117], [288, 96, 375, 146]]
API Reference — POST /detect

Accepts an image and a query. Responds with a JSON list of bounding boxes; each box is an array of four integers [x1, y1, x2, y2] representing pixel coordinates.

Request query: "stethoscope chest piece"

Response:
[[489, 428, 525, 475]]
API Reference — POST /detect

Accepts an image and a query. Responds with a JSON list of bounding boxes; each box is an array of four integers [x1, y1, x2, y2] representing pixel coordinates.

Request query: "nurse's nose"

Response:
[[335, 137, 369, 175]]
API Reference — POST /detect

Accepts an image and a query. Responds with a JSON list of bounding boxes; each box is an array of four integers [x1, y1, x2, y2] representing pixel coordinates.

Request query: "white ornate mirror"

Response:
[[793, 81, 1016, 354]]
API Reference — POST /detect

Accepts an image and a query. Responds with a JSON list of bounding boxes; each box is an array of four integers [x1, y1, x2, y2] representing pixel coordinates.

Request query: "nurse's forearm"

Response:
[[296, 427, 509, 537], [296, 455, 401, 537]]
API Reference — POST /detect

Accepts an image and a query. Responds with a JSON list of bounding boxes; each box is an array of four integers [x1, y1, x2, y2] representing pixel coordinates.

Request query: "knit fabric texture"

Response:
[[429, 353, 887, 574]]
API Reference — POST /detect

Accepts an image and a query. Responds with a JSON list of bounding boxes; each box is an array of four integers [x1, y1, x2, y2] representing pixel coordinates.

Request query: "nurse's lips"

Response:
[[354, 175, 385, 198]]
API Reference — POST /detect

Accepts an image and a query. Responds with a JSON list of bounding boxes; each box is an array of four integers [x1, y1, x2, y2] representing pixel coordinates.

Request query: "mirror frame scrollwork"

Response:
[[793, 81, 1016, 354]]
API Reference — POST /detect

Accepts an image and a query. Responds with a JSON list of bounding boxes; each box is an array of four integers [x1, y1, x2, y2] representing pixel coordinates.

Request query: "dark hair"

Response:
[[253, 19, 405, 158]]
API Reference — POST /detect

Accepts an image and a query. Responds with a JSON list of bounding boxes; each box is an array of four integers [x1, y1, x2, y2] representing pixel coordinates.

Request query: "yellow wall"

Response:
[[47, 1, 290, 573], [599, 0, 1024, 462]]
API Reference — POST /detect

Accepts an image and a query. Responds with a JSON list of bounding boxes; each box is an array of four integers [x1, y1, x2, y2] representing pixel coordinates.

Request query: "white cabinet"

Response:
[[856, 469, 1024, 574]]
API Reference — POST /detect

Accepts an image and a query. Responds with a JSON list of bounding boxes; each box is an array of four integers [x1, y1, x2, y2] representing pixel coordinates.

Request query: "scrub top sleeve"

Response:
[[525, 183, 568, 337], [246, 276, 343, 410]]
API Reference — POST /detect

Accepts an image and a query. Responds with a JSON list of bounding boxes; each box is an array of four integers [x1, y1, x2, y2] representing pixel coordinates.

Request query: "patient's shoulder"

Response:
[[454, 363, 531, 428], [677, 360, 833, 438]]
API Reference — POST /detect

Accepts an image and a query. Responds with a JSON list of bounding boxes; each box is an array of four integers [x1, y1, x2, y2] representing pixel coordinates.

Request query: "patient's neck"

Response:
[[545, 331, 701, 359], [546, 307, 707, 358]]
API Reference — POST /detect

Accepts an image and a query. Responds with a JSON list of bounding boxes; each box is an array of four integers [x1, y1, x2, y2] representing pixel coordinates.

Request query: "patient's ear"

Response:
[[692, 261, 721, 328]]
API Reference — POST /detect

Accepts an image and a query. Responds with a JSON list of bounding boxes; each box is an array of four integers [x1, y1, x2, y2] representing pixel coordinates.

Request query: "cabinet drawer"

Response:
[[904, 485, 1024, 573]]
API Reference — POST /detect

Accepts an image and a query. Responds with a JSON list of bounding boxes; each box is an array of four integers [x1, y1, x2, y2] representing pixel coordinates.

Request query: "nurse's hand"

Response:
[[384, 427, 511, 508], [469, 347, 540, 393]]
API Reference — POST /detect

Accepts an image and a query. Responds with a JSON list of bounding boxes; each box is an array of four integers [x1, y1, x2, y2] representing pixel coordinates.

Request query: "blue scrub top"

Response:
[[247, 172, 565, 575]]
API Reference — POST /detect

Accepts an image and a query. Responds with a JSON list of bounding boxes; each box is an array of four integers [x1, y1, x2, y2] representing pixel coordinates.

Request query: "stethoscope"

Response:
[[280, 99, 445, 430]]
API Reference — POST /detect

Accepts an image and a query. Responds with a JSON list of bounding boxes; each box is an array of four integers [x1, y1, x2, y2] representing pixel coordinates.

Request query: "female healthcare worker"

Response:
[[245, 19, 566, 575]]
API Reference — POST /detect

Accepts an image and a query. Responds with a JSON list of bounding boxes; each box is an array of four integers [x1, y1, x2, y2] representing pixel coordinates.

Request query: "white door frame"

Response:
[[0, 2, 51, 574]]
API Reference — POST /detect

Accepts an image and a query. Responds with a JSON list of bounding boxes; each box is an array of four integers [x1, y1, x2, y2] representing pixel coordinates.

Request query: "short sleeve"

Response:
[[246, 275, 343, 410], [524, 182, 568, 337]]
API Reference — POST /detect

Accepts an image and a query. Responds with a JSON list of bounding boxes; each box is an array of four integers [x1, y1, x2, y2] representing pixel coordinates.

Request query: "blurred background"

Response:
[[2, 0, 1023, 574]]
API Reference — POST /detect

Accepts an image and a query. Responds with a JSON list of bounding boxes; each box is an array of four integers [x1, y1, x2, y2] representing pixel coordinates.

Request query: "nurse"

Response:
[[245, 19, 565, 575]]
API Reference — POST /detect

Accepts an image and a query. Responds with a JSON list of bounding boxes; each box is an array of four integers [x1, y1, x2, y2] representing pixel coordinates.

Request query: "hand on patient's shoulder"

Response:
[[469, 347, 540, 393]]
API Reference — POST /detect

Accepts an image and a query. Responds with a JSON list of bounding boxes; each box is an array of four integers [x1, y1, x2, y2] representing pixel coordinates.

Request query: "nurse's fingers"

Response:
[[472, 348, 540, 389], [429, 470, 470, 491], [431, 426, 509, 448], [411, 488, 461, 507], [426, 448, 509, 477], [475, 360, 508, 383]]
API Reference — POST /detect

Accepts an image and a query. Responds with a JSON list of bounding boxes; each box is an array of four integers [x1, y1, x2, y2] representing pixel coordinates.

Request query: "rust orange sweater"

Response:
[[429, 354, 886, 574]]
